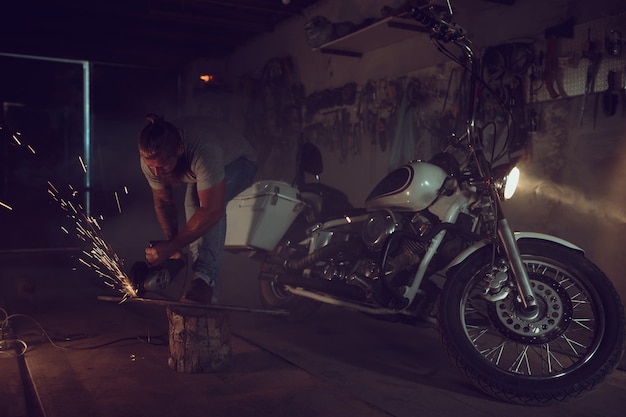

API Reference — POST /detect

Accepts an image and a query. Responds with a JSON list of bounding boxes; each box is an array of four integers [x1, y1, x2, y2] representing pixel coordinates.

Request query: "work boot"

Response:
[[181, 278, 214, 304]]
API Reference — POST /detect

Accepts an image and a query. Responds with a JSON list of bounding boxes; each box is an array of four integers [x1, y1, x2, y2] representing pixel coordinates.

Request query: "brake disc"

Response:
[[488, 274, 573, 344]]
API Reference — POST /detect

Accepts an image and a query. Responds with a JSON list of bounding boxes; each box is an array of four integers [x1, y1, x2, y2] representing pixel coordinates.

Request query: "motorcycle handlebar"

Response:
[[408, 6, 466, 43], [408, 6, 441, 29]]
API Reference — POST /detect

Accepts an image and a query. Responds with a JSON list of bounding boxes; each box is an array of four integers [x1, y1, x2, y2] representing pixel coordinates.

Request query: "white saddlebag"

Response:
[[225, 181, 303, 251]]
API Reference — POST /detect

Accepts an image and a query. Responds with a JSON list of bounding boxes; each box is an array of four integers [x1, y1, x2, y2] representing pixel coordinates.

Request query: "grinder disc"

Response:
[[129, 261, 149, 295]]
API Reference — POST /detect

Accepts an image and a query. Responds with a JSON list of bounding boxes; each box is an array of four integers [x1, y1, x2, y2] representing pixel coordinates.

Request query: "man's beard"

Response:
[[159, 156, 187, 185]]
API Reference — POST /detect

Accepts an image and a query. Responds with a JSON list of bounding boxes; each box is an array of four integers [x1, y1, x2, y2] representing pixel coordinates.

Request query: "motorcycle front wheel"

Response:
[[439, 239, 625, 406]]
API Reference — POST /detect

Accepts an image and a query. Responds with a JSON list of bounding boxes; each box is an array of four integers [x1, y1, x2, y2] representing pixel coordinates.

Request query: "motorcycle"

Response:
[[224, 3, 626, 406]]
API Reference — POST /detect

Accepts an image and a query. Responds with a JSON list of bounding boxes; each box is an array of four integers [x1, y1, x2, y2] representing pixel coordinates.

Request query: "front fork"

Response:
[[496, 216, 539, 319]]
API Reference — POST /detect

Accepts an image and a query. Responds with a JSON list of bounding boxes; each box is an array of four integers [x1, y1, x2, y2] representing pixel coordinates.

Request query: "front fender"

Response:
[[445, 232, 584, 272]]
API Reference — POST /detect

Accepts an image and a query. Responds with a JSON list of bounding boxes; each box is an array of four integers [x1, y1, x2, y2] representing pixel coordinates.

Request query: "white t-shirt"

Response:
[[140, 118, 256, 191]]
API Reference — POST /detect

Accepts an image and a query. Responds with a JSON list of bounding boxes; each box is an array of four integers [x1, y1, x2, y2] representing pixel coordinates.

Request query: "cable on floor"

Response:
[[1, 309, 167, 356]]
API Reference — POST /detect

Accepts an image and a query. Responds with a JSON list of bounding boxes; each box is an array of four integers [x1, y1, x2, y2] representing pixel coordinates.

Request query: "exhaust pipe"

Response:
[[260, 240, 365, 300], [259, 270, 366, 300], [284, 241, 353, 270]]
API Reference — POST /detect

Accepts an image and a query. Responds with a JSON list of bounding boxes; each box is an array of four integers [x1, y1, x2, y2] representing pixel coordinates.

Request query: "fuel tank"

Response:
[[365, 161, 448, 211]]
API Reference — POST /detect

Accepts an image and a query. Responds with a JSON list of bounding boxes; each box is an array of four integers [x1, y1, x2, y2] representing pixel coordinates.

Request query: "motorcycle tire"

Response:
[[259, 279, 321, 322], [439, 238, 625, 406], [258, 241, 322, 322]]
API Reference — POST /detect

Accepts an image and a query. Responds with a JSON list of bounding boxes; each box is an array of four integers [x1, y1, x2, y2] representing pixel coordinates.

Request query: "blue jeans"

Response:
[[184, 157, 257, 298]]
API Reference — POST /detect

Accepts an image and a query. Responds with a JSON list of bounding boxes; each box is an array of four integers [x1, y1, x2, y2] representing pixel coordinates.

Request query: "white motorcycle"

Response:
[[224, 3, 625, 406]]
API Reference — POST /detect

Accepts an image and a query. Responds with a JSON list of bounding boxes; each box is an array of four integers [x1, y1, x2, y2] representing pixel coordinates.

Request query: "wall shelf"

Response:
[[313, 15, 428, 58]]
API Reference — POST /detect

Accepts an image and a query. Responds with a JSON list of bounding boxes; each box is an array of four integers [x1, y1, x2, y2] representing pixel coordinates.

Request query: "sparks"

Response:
[[0, 201, 13, 211], [1, 126, 36, 153], [47, 181, 59, 194], [114, 191, 122, 213], [49, 180, 137, 298], [78, 156, 87, 173]]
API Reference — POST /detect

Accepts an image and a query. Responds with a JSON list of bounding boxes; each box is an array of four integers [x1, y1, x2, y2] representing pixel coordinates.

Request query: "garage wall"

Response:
[[183, 0, 626, 298]]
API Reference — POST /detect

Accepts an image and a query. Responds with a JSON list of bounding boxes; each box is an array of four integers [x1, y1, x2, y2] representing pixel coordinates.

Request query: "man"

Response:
[[138, 114, 257, 304]]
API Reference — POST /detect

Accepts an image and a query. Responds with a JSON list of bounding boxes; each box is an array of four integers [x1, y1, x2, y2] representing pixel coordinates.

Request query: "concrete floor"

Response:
[[1, 251, 626, 417]]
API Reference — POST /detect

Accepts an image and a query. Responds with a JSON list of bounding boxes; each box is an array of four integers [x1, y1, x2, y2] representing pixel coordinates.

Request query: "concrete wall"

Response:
[[191, 0, 626, 300]]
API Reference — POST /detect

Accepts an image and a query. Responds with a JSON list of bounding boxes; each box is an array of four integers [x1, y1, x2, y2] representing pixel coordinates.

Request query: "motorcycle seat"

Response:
[[299, 182, 363, 222]]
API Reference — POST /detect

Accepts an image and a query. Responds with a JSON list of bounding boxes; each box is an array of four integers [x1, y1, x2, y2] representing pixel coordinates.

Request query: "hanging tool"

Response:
[[579, 28, 602, 126], [605, 29, 622, 57], [603, 70, 620, 117], [543, 18, 574, 99]]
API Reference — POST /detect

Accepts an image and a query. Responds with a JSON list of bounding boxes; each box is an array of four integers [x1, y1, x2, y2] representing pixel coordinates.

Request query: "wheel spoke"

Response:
[[560, 333, 587, 356], [470, 327, 490, 344], [479, 339, 506, 364], [511, 345, 531, 374], [461, 256, 602, 378], [545, 343, 553, 373], [572, 317, 592, 331]]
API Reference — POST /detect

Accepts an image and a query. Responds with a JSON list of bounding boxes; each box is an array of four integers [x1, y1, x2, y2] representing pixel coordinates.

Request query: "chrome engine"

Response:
[[298, 210, 434, 301]]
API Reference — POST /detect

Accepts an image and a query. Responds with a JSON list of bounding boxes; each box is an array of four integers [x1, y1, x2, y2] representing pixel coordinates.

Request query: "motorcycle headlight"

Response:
[[492, 165, 520, 200], [503, 167, 520, 199]]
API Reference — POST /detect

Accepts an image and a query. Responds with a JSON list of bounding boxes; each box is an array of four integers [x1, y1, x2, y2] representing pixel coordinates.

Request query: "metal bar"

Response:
[[97, 295, 289, 316]]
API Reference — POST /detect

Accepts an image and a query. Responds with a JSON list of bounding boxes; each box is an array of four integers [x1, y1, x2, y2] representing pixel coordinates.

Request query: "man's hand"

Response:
[[145, 240, 183, 265], [146, 180, 226, 266]]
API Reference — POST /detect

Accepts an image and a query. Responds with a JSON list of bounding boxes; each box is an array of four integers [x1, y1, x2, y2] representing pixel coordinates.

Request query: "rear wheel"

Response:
[[259, 279, 321, 322], [439, 239, 625, 405], [258, 243, 321, 322]]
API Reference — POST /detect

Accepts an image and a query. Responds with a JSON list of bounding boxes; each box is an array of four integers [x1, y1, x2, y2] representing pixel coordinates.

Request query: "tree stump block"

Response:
[[166, 306, 232, 373]]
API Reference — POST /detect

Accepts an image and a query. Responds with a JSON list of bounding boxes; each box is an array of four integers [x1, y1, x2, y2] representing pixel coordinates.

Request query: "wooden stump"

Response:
[[166, 306, 232, 373]]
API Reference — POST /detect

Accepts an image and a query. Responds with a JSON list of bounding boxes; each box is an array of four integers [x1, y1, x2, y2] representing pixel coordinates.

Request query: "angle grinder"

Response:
[[130, 258, 185, 296]]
